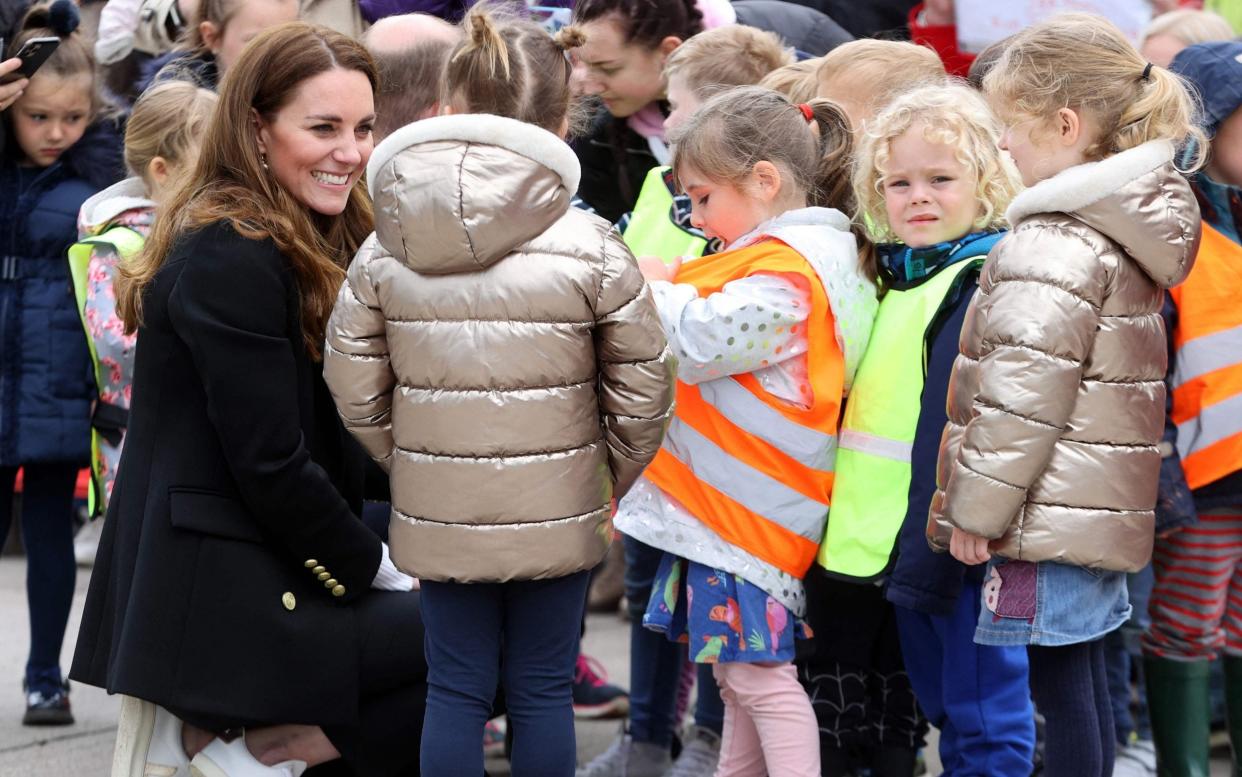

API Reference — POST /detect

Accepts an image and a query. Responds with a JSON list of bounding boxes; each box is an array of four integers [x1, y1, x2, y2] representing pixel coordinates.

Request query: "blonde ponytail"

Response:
[[1114, 64, 1206, 169], [455, 6, 511, 81]]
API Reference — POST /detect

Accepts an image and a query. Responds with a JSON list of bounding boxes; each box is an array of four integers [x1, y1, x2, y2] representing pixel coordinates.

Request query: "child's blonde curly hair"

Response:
[[853, 82, 1021, 243]]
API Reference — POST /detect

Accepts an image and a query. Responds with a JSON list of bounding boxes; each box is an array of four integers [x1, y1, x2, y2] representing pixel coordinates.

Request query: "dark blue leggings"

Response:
[[420, 571, 590, 777], [0, 463, 78, 691], [1029, 639, 1115, 777]]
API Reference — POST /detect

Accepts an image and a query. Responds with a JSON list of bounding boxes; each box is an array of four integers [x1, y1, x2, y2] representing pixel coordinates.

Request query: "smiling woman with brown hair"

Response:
[[71, 22, 427, 777]]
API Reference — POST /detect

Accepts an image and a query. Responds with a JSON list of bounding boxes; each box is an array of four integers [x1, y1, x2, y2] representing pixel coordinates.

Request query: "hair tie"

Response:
[[797, 103, 814, 123], [1141, 62, 1153, 82]]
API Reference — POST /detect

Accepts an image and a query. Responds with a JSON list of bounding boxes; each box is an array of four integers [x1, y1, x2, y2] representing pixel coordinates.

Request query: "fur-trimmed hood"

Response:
[[366, 113, 581, 275], [1006, 139, 1200, 289]]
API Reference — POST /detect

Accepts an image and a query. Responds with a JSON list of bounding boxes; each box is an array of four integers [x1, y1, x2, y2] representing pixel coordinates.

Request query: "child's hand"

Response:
[[949, 527, 992, 565], [637, 255, 681, 283]]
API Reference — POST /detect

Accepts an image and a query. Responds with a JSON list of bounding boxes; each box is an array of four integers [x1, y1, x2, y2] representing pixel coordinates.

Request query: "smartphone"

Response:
[[1, 36, 60, 85]]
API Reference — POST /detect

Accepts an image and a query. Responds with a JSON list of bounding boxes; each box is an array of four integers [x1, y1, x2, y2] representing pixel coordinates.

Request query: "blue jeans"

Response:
[[894, 577, 1035, 776], [0, 464, 78, 693], [420, 571, 590, 777], [625, 535, 724, 745]]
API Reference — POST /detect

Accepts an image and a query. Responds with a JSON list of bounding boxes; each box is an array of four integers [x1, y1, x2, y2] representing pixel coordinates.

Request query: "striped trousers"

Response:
[[1143, 509, 1242, 660]]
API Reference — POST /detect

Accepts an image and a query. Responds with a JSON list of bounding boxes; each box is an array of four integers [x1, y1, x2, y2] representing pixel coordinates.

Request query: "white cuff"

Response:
[[371, 542, 416, 591]]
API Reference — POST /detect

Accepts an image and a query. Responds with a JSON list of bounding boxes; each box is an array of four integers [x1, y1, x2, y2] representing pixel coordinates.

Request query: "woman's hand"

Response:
[[0, 58, 28, 111], [949, 526, 992, 565], [637, 255, 681, 283]]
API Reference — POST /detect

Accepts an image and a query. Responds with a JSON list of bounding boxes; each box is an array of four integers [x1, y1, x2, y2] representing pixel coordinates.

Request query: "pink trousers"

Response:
[[712, 661, 820, 777]]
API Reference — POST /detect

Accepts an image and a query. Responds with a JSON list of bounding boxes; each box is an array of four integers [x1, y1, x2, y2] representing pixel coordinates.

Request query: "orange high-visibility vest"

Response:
[[643, 240, 844, 578], [1171, 222, 1242, 490]]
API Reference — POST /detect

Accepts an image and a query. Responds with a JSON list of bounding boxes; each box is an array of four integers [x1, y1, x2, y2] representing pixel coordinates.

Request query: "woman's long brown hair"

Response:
[[117, 22, 377, 359]]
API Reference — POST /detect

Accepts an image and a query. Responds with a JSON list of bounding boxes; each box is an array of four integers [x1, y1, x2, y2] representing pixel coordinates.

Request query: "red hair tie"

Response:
[[797, 103, 815, 123]]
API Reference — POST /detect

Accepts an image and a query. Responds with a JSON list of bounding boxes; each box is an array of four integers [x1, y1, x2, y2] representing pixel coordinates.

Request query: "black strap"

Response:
[[92, 401, 129, 446]]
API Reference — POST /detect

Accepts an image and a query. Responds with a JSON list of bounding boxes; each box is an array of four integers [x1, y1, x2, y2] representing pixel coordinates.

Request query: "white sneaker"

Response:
[[189, 737, 307, 777], [110, 696, 190, 777], [74, 519, 104, 567]]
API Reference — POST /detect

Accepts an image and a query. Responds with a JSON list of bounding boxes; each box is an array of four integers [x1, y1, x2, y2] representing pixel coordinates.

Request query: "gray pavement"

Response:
[[0, 557, 1231, 775]]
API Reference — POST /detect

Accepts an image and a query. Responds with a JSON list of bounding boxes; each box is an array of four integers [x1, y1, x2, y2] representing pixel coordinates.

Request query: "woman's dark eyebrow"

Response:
[[306, 113, 378, 124]]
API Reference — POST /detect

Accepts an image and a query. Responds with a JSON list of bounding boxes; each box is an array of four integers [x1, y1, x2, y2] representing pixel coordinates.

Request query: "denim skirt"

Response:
[[974, 558, 1131, 647]]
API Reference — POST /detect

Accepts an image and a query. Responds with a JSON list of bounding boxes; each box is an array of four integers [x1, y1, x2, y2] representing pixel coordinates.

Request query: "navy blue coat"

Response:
[[0, 120, 125, 466], [885, 263, 985, 616]]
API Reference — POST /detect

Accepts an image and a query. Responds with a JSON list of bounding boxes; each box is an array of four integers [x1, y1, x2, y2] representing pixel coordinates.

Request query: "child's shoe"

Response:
[[573, 654, 630, 719], [577, 732, 671, 777], [662, 725, 719, 777], [22, 677, 73, 726]]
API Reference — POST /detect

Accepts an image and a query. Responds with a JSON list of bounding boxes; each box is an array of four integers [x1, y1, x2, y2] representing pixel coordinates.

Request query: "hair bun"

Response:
[[29, 0, 80, 36], [554, 26, 586, 50]]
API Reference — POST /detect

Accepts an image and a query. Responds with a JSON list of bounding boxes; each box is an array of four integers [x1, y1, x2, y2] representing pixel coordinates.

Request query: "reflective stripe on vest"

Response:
[[643, 240, 846, 578], [1171, 222, 1242, 489], [622, 166, 708, 262], [818, 257, 983, 579], [67, 226, 145, 516]]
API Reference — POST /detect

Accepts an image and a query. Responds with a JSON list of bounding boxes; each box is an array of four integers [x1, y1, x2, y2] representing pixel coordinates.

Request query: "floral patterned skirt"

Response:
[[642, 552, 811, 664]]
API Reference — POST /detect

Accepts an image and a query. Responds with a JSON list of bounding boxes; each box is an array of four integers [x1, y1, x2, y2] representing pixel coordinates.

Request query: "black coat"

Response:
[[71, 221, 387, 727]]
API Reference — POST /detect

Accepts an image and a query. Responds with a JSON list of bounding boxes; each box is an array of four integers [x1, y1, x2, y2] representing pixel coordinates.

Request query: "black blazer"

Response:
[[71, 221, 384, 727]]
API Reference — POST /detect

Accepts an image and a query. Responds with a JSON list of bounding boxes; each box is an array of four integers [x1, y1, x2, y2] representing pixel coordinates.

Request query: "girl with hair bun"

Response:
[[0, 0, 124, 727], [323, 6, 674, 775], [928, 12, 1205, 777]]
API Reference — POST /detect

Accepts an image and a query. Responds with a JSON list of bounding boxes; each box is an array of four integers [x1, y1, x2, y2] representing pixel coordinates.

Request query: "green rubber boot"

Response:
[[1145, 656, 1212, 777], [1224, 656, 1242, 777]]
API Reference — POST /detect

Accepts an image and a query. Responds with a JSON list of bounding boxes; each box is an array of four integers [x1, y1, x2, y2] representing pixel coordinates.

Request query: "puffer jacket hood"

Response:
[[1006, 140, 1196, 289], [367, 113, 582, 275], [927, 140, 1201, 573], [328, 114, 675, 584]]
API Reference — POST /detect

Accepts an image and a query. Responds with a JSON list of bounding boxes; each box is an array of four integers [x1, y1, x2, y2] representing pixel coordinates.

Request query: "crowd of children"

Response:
[[0, 0, 1238, 776]]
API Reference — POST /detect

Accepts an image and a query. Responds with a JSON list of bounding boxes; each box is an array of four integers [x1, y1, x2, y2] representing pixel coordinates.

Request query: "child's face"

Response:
[[664, 74, 701, 135], [572, 17, 676, 119], [995, 106, 1094, 187], [882, 126, 980, 247], [11, 73, 92, 168], [1208, 107, 1242, 189], [680, 163, 773, 246], [203, 0, 298, 76]]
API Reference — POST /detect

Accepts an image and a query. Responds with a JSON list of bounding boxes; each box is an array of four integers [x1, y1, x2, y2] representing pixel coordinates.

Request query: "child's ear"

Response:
[[752, 160, 783, 203], [1056, 107, 1082, 147], [147, 156, 170, 189], [200, 20, 222, 54]]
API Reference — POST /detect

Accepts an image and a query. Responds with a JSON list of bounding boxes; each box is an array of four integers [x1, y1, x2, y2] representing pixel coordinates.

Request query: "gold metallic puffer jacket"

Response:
[[928, 140, 1201, 572], [324, 114, 675, 583]]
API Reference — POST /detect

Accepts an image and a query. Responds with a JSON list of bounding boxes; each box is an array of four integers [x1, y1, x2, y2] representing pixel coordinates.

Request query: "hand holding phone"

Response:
[[0, 37, 60, 85], [0, 54, 25, 111]]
